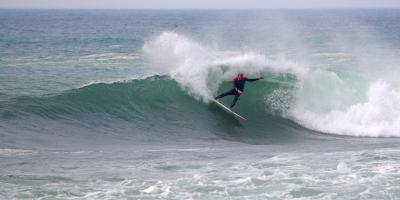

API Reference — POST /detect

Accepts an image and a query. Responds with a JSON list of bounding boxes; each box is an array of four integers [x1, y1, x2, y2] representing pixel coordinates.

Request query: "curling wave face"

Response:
[[2, 31, 400, 139], [141, 32, 400, 137]]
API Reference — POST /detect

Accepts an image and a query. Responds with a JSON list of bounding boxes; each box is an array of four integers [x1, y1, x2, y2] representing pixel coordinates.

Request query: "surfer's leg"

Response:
[[215, 89, 235, 99], [230, 94, 240, 108]]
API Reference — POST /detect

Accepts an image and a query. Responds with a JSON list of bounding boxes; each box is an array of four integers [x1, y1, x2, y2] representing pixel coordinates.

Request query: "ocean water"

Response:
[[1, 9, 400, 199]]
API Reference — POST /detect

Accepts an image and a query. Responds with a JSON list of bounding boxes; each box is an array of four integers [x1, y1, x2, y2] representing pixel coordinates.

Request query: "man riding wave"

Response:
[[215, 73, 264, 109]]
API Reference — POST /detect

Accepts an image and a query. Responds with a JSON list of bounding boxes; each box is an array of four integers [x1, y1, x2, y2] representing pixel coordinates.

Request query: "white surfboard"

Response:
[[212, 99, 247, 120]]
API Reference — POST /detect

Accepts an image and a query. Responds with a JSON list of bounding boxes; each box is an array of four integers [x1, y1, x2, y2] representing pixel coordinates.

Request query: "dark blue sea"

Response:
[[1, 9, 400, 199]]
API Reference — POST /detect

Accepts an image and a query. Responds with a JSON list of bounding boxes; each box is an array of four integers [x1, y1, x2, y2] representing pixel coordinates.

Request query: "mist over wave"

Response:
[[142, 32, 307, 101]]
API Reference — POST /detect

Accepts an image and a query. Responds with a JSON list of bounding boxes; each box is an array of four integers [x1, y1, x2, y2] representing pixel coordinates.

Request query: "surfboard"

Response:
[[212, 99, 247, 120]]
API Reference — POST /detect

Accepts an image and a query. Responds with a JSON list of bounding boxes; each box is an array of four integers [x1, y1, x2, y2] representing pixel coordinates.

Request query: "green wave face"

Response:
[[1, 74, 312, 144]]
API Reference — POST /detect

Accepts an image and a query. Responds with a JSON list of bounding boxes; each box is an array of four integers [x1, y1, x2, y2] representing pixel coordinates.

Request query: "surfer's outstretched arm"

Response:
[[245, 77, 264, 82]]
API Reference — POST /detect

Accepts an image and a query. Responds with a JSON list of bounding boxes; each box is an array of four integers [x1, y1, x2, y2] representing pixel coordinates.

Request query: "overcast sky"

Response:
[[1, 0, 400, 9]]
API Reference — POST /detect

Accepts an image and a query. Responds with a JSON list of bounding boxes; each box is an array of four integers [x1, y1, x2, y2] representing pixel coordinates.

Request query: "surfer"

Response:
[[215, 73, 264, 109]]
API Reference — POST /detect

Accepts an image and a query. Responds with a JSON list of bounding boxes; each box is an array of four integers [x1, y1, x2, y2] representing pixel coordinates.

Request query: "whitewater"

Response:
[[1, 9, 400, 199]]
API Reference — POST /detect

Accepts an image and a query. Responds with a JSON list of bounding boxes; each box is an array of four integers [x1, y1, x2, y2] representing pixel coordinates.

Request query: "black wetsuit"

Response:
[[215, 77, 260, 108]]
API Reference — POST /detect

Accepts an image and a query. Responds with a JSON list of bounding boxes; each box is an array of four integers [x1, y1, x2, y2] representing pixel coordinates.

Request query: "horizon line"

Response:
[[1, 7, 400, 10]]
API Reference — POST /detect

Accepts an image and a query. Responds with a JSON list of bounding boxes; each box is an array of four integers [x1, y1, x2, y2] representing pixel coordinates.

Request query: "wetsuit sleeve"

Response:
[[245, 78, 260, 82]]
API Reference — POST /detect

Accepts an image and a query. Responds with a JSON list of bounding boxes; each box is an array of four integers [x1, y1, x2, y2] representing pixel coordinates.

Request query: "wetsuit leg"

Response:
[[230, 94, 240, 108], [215, 89, 236, 99]]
